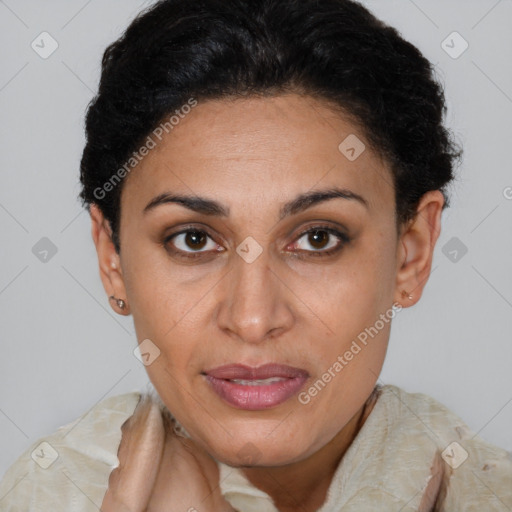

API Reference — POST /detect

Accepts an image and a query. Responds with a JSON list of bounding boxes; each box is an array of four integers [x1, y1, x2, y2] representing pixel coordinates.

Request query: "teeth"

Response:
[[230, 377, 287, 386]]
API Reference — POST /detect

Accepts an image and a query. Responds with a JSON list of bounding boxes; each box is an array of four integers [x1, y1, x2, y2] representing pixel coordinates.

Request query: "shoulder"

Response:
[[0, 391, 143, 512], [379, 384, 512, 510]]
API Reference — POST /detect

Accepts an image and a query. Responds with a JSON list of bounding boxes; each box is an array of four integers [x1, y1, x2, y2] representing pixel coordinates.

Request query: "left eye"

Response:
[[291, 227, 348, 254]]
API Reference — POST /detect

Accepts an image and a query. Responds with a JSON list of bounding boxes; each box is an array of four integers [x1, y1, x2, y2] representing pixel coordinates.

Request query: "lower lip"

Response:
[[204, 375, 309, 410]]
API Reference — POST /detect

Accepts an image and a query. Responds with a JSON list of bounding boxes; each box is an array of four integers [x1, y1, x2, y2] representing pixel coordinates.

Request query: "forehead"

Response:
[[121, 94, 394, 217]]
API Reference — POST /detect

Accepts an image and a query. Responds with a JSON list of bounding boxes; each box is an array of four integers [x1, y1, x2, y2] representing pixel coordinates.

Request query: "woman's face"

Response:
[[104, 93, 425, 466]]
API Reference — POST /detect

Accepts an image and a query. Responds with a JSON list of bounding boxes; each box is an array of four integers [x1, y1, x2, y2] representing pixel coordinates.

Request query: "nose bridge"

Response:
[[234, 246, 271, 302], [217, 242, 291, 343]]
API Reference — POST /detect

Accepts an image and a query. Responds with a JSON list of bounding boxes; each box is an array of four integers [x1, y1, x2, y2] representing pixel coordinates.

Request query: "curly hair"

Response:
[[79, 0, 462, 253]]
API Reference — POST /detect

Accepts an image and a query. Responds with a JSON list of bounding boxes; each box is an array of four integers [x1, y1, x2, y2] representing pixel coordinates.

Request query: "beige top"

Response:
[[1, 385, 511, 511]]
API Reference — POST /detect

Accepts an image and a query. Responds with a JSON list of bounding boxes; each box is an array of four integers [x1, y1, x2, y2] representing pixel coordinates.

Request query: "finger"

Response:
[[101, 395, 166, 512], [418, 450, 450, 512]]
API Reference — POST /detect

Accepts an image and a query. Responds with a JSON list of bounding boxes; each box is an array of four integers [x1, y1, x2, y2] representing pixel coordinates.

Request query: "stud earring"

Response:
[[109, 295, 127, 310], [401, 290, 413, 300]]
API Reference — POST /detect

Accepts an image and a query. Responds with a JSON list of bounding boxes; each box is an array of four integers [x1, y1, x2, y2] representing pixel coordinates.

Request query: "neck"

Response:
[[241, 388, 379, 512]]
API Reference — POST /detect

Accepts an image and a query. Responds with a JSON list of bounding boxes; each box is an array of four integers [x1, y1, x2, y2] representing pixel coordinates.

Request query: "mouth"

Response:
[[202, 363, 309, 410]]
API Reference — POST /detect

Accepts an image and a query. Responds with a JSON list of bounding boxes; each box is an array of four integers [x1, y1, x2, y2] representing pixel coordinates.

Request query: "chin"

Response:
[[201, 428, 315, 468]]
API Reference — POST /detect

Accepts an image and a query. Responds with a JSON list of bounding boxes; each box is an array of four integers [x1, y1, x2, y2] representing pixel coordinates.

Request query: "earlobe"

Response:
[[394, 190, 445, 307], [89, 204, 130, 315]]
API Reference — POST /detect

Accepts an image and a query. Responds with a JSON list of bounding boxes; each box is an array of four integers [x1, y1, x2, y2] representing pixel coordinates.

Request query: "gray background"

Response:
[[1, 0, 511, 480]]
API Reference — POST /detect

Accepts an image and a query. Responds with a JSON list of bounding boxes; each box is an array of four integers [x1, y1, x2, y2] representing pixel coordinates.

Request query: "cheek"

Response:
[[306, 234, 396, 338], [121, 240, 182, 334], [294, 233, 396, 409], [122, 257, 206, 388]]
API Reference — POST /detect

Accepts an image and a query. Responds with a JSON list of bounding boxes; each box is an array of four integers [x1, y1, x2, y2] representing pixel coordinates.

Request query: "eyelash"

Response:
[[163, 224, 351, 260]]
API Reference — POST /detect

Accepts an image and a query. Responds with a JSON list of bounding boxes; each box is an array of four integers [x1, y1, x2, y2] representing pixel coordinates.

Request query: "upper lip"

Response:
[[203, 363, 309, 380]]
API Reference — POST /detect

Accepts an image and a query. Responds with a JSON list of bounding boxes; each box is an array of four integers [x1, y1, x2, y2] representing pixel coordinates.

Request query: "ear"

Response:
[[90, 204, 130, 315], [394, 190, 445, 307]]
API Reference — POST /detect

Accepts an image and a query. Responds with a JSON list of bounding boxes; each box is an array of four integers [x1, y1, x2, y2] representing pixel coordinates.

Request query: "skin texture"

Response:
[[91, 93, 444, 511]]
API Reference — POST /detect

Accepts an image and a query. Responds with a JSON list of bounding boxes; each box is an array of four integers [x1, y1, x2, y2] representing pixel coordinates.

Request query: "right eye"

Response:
[[164, 228, 223, 259]]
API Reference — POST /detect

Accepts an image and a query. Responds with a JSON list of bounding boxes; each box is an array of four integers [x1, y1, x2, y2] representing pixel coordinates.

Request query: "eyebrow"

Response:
[[143, 187, 369, 220]]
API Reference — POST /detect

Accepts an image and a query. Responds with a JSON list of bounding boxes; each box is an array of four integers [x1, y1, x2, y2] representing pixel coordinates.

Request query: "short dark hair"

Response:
[[79, 0, 462, 253]]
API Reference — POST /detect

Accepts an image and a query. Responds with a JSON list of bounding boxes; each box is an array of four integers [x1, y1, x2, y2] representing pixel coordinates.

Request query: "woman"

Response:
[[1, 0, 511, 510]]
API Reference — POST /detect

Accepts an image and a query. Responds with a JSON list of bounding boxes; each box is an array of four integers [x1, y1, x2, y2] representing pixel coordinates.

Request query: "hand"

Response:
[[101, 397, 236, 512], [147, 426, 238, 512]]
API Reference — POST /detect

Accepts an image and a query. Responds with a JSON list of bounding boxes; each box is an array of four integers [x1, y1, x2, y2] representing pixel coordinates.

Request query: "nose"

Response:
[[215, 247, 294, 345]]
